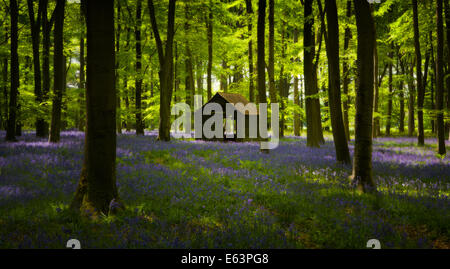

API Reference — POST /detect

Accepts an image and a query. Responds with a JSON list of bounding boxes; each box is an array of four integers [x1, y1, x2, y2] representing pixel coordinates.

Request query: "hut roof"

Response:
[[202, 92, 258, 115]]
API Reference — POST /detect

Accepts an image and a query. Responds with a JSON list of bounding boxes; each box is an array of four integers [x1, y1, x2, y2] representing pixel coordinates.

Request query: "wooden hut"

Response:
[[198, 92, 259, 141]]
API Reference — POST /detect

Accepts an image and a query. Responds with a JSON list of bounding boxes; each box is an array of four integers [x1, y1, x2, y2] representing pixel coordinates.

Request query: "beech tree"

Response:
[[352, 0, 376, 193], [5, 0, 19, 142], [324, 0, 350, 164], [71, 0, 119, 216], [49, 0, 66, 143], [148, 0, 176, 141]]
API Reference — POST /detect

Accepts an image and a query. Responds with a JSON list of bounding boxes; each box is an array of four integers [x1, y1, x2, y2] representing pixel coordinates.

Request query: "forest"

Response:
[[0, 0, 449, 249]]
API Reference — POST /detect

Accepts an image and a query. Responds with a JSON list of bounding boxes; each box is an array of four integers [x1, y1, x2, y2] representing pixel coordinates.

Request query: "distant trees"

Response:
[[2, 0, 448, 163]]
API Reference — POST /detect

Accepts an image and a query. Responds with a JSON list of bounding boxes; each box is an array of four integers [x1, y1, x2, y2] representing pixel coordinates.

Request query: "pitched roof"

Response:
[[211, 92, 258, 115]]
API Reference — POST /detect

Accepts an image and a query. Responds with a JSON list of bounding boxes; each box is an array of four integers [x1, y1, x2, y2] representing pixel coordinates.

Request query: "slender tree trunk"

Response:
[[41, 0, 51, 138], [124, 26, 131, 132], [412, 0, 425, 145], [436, 0, 446, 155], [135, 0, 144, 135], [196, 59, 203, 97], [148, 0, 176, 141], [207, 2, 213, 101], [293, 27, 300, 137], [279, 19, 286, 138], [352, 0, 376, 193], [444, 0, 450, 139], [2, 57, 7, 130], [6, 0, 19, 142], [399, 67, 405, 133], [304, 0, 323, 147], [246, 0, 254, 103], [184, 4, 195, 107], [430, 30, 436, 134], [408, 63, 416, 137], [257, 0, 267, 105], [49, 0, 66, 143], [268, 0, 276, 105], [342, 0, 352, 141], [174, 42, 179, 103], [78, 12, 86, 132], [220, 60, 228, 92], [373, 26, 380, 138], [28, 0, 46, 137], [325, 0, 350, 164], [116, 2, 122, 134], [71, 0, 119, 216], [386, 43, 394, 136]]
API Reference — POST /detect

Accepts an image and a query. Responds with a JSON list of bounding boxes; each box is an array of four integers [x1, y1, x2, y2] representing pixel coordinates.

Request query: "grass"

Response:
[[0, 130, 449, 249]]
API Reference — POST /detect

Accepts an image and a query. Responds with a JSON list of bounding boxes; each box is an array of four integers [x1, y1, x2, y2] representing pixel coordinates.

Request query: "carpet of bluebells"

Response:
[[0, 130, 449, 249]]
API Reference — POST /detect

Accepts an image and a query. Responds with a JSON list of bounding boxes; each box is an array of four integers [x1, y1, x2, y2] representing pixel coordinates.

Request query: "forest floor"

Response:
[[0, 130, 449, 248]]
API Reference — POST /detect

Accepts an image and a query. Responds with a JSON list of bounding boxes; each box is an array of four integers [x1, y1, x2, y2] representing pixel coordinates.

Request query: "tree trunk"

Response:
[[444, 0, 450, 139], [412, 0, 425, 145], [293, 27, 300, 137], [325, 0, 350, 164], [257, 0, 267, 104], [342, 0, 352, 141], [78, 12, 86, 132], [246, 0, 254, 103], [174, 42, 179, 103], [116, 2, 122, 134], [2, 57, 7, 130], [372, 26, 380, 138], [184, 4, 195, 107], [304, 0, 323, 147], [430, 30, 436, 134], [207, 2, 213, 101], [6, 0, 19, 142], [148, 0, 176, 141], [28, 0, 46, 137], [268, 0, 276, 105], [398, 57, 405, 133], [71, 0, 119, 217], [196, 59, 203, 97], [279, 19, 286, 138], [124, 26, 131, 132], [436, 0, 446, 155], [41, 0, 51, 138], [135, 0, 144, 135], [386, 43, 394, 136], [220, 60, 228, 92], [49, 0, 66, 143], [352, 0, 376, 193], [408, 63, 416, 137]]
